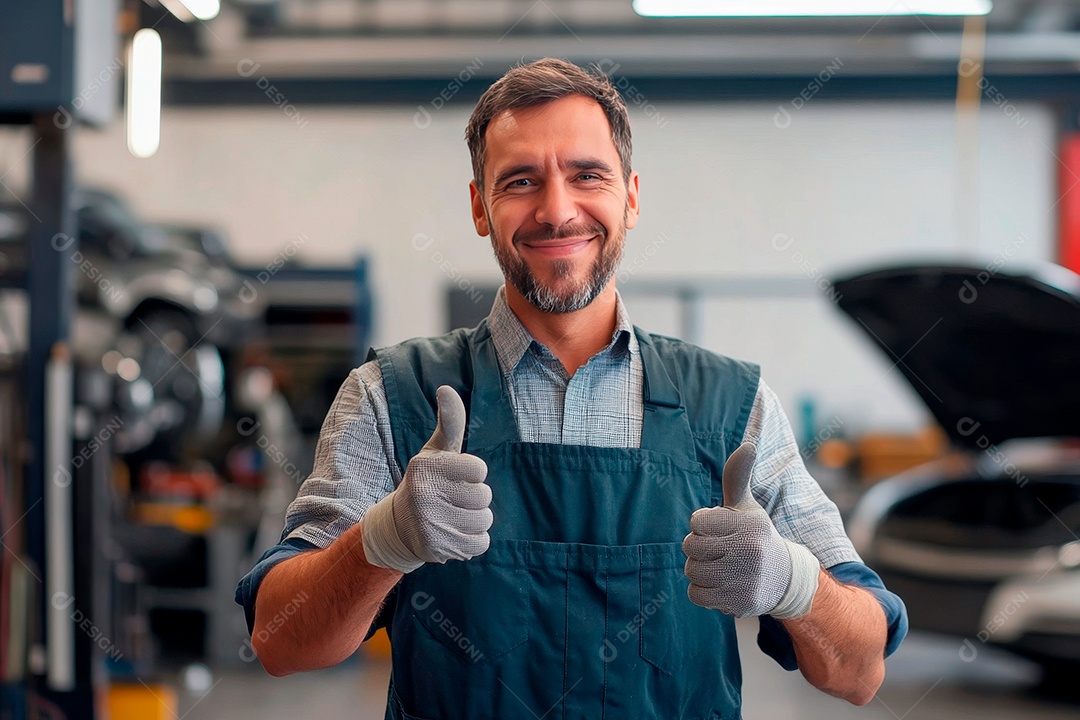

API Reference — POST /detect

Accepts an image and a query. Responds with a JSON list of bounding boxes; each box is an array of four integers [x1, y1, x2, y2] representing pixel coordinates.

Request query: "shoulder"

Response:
[[373, 326, 478, 364], [637, 328, 761, 434], [366, 327, 478, 392], [638, 330, 760, 385]]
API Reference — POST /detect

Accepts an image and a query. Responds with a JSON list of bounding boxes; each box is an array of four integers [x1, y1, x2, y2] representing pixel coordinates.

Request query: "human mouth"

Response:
[[520, 236, 597, 258]]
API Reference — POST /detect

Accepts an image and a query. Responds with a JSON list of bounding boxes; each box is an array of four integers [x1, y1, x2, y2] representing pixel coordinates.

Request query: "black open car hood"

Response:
[[831, 263, 1080, 449]]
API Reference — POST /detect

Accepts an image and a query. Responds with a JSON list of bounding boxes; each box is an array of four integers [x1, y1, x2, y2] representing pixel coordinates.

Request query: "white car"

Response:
[[834, 262, 1080, 682]]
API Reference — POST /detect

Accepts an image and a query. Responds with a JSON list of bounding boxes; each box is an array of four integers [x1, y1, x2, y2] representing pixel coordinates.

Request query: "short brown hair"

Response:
[[465, 58, 632, 191]]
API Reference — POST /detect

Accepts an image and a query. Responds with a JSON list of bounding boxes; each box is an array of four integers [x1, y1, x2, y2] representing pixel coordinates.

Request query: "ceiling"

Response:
[[139, 0, 1080, 102]]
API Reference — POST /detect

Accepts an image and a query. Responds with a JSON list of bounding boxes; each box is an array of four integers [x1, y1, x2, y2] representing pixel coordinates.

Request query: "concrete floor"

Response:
[[177, 622, 1080, 719]]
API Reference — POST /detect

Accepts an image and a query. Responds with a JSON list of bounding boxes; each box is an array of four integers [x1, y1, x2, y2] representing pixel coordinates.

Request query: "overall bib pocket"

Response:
[[408, 542, 529, 664], [635, 543, 742, 715], [637, 542, 737, 674]]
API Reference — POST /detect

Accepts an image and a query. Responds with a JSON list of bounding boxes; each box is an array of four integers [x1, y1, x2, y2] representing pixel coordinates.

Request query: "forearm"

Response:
[[253, 521, 402, 676], [780, 567, 887, 706]]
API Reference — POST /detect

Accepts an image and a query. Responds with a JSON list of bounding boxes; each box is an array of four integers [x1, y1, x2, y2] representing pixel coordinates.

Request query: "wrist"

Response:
[[361, 491, 424, 574], [770, 540, 820, 619]]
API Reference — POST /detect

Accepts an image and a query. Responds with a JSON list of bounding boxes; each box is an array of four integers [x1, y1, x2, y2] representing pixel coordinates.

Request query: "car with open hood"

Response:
[[834, 261, 1080, 679]]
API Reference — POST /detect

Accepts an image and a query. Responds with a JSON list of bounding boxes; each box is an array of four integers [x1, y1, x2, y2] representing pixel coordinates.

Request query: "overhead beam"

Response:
[[162, 72, 1080, 106], [166, 32, 1080, 81]]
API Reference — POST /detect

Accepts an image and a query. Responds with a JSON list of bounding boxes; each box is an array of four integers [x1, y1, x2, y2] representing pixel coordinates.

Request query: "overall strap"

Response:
[[369, 323, 488, 472], [373, 322, 762, 490], [634, 329, 762, 503], [635, 327, 699, 463], [462, 323, 519, 452]]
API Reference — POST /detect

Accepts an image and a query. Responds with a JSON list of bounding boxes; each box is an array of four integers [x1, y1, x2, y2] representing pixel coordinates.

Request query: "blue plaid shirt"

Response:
[[236, 286, 907, 667]]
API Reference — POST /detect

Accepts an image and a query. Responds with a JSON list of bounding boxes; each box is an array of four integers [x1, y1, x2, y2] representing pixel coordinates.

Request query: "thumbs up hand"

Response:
[[682, 443, 820, 619], [362, 386, 493, 573]]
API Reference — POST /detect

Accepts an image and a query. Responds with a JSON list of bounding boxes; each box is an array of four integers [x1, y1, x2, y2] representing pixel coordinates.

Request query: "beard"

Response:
[[490, 212, 626, 315]]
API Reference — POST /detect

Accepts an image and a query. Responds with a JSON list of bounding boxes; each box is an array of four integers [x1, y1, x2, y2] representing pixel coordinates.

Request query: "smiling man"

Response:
[[237, 58, 907, 719]]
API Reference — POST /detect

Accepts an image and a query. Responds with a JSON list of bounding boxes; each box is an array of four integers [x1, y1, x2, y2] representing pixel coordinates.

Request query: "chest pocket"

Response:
[[406, 541, 529, 664]]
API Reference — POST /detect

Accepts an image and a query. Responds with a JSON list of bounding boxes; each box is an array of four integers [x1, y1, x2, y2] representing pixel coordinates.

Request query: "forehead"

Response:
[[483, 94, 618, 171]]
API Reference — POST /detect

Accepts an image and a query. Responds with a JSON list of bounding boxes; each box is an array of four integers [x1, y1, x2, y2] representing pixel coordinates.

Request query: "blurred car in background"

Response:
[[834, 262, 1080, 681], [0, 189, 263, 457]]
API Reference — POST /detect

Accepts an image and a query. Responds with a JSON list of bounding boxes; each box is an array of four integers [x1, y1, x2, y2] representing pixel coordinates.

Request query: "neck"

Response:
[[504, 282, 619, 376]]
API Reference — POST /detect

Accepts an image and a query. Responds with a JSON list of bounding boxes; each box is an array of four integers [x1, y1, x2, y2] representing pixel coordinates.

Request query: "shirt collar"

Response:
[[488, 285, 637, 376]]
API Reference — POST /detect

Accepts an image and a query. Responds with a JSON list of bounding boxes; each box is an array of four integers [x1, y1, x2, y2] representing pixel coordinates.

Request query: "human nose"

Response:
[[533, 181, 578, 229]]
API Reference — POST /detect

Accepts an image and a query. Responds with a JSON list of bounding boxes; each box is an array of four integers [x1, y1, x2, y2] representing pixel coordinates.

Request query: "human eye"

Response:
[[502, 178, 533, 191], [576, 171, 605, 183]]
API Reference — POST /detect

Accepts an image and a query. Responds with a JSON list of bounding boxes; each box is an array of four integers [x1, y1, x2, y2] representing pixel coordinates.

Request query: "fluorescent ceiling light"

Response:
[[159, 0, 220, 22], [181, 0, 220, 21], [126, 29, 162, 159], [158, 0, 194, 22], [633, 0, 992, 17]]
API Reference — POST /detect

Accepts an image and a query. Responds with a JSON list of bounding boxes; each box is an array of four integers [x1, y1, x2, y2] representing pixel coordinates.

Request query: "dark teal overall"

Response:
[[372, 321, 760, 720]]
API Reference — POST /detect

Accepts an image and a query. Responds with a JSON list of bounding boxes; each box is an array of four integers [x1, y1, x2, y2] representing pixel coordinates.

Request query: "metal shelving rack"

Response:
[[237, 260, 374, 453], [2, 1, 120, 717]]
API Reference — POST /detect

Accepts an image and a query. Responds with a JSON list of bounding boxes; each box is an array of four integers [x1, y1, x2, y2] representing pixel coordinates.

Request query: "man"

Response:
[[237, 58, 907, 719]]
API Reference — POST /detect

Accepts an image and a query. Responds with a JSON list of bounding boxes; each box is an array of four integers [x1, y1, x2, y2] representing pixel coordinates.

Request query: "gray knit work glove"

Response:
[[361, 386, 493, 573], [682, 442, 820, 619]]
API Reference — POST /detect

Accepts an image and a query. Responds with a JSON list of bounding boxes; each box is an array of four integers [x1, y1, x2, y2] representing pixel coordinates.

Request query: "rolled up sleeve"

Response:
[[757, 561, 909, 671], [234, 361, 400, 632], [742, 379, 908, 668]]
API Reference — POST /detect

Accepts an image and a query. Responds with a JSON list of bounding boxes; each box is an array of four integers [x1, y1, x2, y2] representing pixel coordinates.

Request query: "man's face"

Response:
[[470, 94, 640, 314]]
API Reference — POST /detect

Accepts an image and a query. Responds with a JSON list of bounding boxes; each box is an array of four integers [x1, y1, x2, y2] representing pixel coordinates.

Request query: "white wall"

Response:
[[1, 98, 1055, 435]]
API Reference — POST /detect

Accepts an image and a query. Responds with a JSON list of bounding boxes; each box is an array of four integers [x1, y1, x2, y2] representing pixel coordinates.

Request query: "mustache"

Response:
[[513, 223, 606, 246]]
